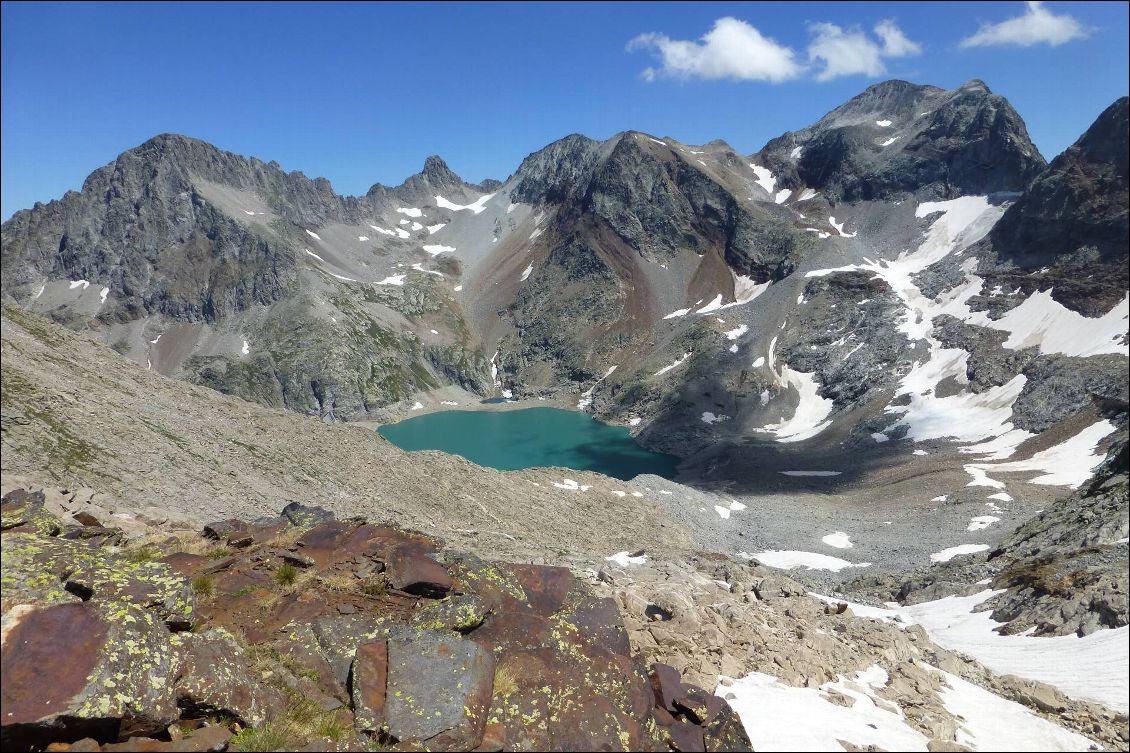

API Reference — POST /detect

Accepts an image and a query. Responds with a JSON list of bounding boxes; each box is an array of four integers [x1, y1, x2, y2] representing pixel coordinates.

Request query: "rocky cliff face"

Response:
[[757, 79, 1046, 202], [981, 96, 1129, 315]]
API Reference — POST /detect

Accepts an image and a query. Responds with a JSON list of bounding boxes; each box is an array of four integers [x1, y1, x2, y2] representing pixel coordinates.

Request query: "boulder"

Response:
[[174, 629, 285, 727], [1, 489, 62, 536], [385, 631, 494, 749], [280, 502, 335, 528], [349, 639, 388, 733], [1, 601, 180, 750], [386, 549, 452, 597]]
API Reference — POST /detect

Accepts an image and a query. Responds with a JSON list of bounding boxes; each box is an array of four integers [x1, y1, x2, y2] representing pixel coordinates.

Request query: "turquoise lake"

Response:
[[377, 407, 679, 480]]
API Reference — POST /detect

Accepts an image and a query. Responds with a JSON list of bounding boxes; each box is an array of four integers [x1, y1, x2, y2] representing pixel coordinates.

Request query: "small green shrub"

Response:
[[191, 574, 215, 597], [125, 546, 159, 563], [275, 563, 298, 587]]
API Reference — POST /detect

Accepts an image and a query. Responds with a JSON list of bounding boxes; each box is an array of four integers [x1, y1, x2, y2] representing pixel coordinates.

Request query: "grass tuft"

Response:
[[274, 563, 298, 587], [191, 574, 215, 597]]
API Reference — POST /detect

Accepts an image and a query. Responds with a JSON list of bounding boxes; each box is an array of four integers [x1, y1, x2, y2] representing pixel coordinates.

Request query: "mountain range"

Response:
[[1, 77, 1128, 752]]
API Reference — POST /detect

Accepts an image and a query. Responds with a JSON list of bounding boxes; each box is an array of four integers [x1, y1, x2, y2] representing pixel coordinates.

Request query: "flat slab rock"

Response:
[[0, 601, 181, 750], [384, 631, 494, 748]]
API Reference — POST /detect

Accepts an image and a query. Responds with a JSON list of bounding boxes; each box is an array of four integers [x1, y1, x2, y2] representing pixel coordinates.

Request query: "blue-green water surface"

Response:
[[377, 407, 678, 480]]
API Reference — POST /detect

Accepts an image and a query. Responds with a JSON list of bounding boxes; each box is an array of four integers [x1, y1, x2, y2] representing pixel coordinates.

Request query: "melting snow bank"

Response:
[[749, 163, 776, 195], [605, 551, 646, 567], [654, 353, 691, 377], [739, 551, 871, 572], [435, 193, 495, 215], [756, 336, 834, 442], [718, 665, 929, 751], [930, 544, 989, 562], [926, 666, 1098, 751], [816, 589, 1129, 713], [964, 419, 1117, 489], [821, 532, 853, 549], [577, 365, 617, 410], [719, 662, 1098, 752], [978, 290, 1129, 358]]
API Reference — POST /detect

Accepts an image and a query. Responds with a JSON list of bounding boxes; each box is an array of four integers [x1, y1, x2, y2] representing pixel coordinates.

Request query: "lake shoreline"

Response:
[[375, 403, 679, 481]]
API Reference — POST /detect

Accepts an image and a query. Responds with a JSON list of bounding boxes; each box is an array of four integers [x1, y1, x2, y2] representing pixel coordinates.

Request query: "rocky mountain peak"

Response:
[[817, 79, 943, 127], [756, 78, 1045, 202], [510, 133, 602, 204], [1076, 96, 1129, 172], [421, 154, 464, 189], [984, 95, 1128, 313]]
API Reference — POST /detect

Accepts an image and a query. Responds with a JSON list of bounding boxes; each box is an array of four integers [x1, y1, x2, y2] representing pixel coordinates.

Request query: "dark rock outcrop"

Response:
[[983, 96, 1129, 315], [757, 79, 1045, 202], [1, 493, 749, 752]]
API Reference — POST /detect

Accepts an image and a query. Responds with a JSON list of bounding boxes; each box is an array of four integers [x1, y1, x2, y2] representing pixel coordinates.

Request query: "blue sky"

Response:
[[2, 1, 1127, 220]]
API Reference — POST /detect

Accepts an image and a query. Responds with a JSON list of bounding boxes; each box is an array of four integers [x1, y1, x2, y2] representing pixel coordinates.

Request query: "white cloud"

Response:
[[875, 19, 923, 57], [960, 1, 1088, 48], [806, 20, 920, 81], [628, 17, 804, 83], [631, 17, 922, 84], [807, 23, 886, 81]]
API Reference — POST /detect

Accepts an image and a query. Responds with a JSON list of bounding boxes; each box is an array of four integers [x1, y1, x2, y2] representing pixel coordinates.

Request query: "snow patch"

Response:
[[654, 353, 691, 377], [606, 551, 646, 567], [930, 544, 989, 563], [376, 274, 407, 285], [423, 244, 456, 256], [966, 419, 1116, 489], [967, 515, 1000, 532], [426, 223, 446, 234], [553, 478, 591, 492], [435, 193, 495, 215], [929, 666, 1098, 751], [396, 207, 423, 218], [828, 216, 857, 237], [749, 164, 776, 195], [741, 551, 870, 572], [821, 532, 853, 549], [520, 263, 533, 282], [876, 119, 892, 127], [719, 666, 927, 752], [305, 229, 321, 240]]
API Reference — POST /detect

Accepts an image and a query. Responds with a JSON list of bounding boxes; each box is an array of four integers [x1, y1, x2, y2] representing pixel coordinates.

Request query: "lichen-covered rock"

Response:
[[1, 488, 63, 536], [0, 601, 181, 750], [384, 631, 494, 750], [349, 639, 388, 733], [0, 532, 195, 630], [410, 594, 490, 633], [274, 622, 349, 703], [174, 629, 285, 727], [280, 502, 335, 528]]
